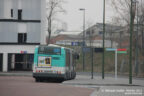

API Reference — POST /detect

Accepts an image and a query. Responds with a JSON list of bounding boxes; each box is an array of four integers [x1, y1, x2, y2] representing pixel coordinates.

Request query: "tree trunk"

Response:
[[47, 17, 52, 45]]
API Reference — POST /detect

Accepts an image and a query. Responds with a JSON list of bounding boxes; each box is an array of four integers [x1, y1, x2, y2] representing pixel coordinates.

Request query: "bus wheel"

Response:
[[35, 78, 40, 82], [57, 79, 64, 83]]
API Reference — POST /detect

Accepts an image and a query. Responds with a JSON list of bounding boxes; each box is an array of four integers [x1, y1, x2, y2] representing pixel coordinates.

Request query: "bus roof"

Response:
[[38, 44, 74, 51]]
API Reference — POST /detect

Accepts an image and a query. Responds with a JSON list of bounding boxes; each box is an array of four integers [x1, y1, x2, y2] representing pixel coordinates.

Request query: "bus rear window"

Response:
[[38, 47, 61, 55]]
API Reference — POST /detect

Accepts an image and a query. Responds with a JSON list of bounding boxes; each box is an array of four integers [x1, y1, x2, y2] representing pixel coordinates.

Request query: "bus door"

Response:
[[70, 51, 73, 73], [66, 50, 70, 71], [0, 54, 3, 71]]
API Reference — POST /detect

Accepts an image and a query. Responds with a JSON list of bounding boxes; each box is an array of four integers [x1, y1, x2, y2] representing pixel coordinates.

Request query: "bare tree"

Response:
[[111, 0, 144, 49], [110, 0, 136, 48], [46, 0, 66, 45], [110, 0, 144, 40], [111, 0, 137, 25], [110, 0, 136, 73], [110, 0, 144, 75], [138, 0, 144, 54]]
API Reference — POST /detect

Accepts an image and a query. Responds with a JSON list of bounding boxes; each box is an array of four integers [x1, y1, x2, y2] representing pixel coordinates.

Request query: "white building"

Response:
[[0, 0, 47, 72]]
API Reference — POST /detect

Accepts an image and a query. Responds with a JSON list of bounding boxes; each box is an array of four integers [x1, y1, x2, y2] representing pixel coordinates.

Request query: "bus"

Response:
[[33, 44, 78, 82]]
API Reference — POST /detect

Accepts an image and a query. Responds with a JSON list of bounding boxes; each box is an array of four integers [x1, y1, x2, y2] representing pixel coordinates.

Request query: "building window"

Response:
[[18, 9, 22, 20], [11, 9, 13, 17], [18, 33, 27, 43], [86, 31, 90, 35], [99, 31, 103, 34]]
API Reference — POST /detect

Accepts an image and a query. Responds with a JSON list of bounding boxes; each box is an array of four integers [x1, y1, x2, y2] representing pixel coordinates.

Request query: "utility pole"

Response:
[[141, 0, 144, 55], [91, 47, 94, 79], [135, 0, 139, 76], [129, 0, 136, 84], [102, 0, 105, 79], [89, 29, 94, 79], [79, 8, 86, 71]]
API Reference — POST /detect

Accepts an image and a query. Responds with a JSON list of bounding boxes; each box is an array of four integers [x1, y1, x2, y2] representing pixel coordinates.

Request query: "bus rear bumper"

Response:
[[33, 73, 66, 79]]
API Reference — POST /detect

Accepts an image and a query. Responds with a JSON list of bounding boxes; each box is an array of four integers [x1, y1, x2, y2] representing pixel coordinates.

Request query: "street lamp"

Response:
[[134, 0, 139, 76], [129, 0, 137, 84], [79, 8, 85, 71]]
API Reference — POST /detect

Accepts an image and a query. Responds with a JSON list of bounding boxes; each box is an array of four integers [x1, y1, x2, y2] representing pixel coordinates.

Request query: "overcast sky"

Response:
[[59, 0, 114, 31]]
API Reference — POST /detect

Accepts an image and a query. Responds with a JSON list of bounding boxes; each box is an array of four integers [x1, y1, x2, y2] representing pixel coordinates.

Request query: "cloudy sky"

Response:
[[58, 0, 114, 31]]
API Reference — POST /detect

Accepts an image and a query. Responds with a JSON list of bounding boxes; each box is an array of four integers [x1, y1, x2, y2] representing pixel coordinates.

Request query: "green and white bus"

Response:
[[33, 44, 78, 82]]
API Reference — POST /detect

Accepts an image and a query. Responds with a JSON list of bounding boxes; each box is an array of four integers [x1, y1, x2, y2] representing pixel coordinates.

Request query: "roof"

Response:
[[39, 44, 73, 51], [59, 31, 81, 35]]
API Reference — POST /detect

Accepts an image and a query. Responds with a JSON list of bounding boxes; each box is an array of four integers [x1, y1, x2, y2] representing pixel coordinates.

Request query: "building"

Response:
[[0, 0, 46, 72], [50, 31, 81, 45], [79, 23, 129, 48], [81, 23, 127, 38]]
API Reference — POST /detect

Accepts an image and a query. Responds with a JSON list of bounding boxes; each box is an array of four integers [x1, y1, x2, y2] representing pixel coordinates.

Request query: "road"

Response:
[[0, 72, 144, 96], [0, 76, 94, 96]]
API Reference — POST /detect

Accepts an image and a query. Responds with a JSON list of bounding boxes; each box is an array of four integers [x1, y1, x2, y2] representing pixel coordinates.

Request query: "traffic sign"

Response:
[[117, 51, 127, 54], [117, 48, 127, 51], [106, 48, 116, 51], [71, 42, 79, 46], [105, 48, 127, 79]]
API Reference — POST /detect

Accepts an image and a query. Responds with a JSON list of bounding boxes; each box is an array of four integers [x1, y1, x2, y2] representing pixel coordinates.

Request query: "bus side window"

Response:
[[66, 50, 70, 69]]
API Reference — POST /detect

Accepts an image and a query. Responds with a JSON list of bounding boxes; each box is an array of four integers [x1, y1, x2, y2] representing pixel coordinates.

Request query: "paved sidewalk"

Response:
[[0, 71, 32, 76], [62, 73, 144, 96], [63, 75, 144, 86], [0, 71, 144, 86]]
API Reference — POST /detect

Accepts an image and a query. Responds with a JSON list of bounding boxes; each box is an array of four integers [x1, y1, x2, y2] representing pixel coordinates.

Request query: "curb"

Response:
[[0, 72, 32, 77], [90, 90, 98, 96], [62, 83, 142, 87]]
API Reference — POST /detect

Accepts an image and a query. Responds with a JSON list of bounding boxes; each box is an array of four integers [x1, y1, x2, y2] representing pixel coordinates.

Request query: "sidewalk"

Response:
[[63, 74, 144, 87], [65, 72, 144, 87], [0, 71, 144, 86], [0, 71, 32, 77]]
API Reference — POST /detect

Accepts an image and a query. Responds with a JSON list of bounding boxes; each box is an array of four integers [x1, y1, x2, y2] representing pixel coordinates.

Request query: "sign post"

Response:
[[106, 48, 127, 80], [117, 48, 127, 80], [115, 49, 117, 79], [106, 48, 117, 79]]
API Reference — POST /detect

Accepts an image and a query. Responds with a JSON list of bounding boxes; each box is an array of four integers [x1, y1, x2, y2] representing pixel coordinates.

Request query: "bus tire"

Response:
[[35, 78, 40, 82], [35, 78, 43, 82]]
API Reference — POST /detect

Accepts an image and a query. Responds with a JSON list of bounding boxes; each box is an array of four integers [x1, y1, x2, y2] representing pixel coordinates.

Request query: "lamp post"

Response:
[[135, 0, 139, 76], [79, 8, 85, 71], [141, 0, 144, 54], [102, 0, 105, 79], [129, 0, 137, 84]]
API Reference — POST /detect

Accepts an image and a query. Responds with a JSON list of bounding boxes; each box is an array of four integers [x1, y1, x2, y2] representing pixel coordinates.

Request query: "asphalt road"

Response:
[[0, 76, 94, 96]]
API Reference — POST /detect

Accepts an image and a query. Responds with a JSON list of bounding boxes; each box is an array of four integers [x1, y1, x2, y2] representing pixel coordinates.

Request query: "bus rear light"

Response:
[[36, 70, 38, 72], [35, 70, 44, 73], [57, 71, 61, 74]]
